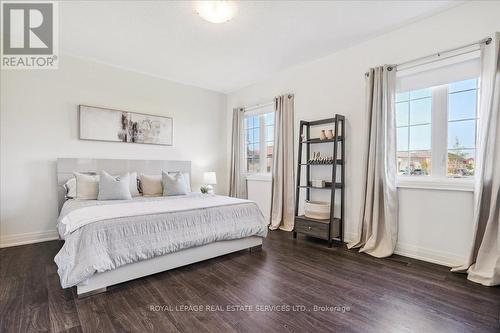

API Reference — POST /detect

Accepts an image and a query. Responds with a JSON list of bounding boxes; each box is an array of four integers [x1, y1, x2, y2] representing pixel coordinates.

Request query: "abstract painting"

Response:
[[79, 105, 173, 145]]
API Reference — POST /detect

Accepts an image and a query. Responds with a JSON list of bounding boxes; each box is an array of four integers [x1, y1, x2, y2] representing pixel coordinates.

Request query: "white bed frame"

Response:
[[77, 237, 263, 297], [56, 158, 264, 297]]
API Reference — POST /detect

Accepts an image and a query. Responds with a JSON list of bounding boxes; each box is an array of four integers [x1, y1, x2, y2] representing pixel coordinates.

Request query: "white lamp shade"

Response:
[[203, 172, 217, 185]]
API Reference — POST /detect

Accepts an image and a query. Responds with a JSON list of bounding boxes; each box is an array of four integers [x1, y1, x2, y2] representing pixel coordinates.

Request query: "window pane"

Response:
[[396, 92, 409, 103], [409, 151, 431, 176], [409, 125, 431, 150], [244, 117, 249, 129], [397, 127, 409, 151], [448, 120, 475, 149], [448, 149, 475, 177], [266, 142, 273, 157], [449, 90, 477, 121], [449, 79, 477, 93], [266, 157, 272, 173], [247, 129, 254, 143], [266, 126, 274, 142], [253, 127, 260, 143], [264, 112, 274, 126], [410, 88, 432, 99], [247, 144, 254, 157], [397, 151, 409, 175], [252, 143, 260, 156], [409, 98, 431, 125], [248, 159, 259, 173], [396, 102, 409, 127], [251, 116, 258, 128]]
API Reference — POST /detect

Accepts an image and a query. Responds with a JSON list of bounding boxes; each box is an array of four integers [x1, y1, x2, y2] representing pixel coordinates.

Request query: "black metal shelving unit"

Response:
[[293, 115, 345, 247]]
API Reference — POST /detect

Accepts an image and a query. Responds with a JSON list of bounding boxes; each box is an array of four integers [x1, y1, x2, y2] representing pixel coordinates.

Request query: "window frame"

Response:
[[244, 105, 275, 176], [396, 82, 477, 192]]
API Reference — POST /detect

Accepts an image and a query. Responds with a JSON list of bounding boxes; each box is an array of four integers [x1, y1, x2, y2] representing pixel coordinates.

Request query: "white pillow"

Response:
[[162, 172, 188, 196], [63, 178, 77, 199], [168, 172, 191, 193], [74, 172, 99, 200], [139, 174, 163, 196]]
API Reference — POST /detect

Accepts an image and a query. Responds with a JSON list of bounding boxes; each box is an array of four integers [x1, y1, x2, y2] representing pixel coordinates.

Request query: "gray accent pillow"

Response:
[[98, 171, 132, 200], [162, 171, 188, 196]]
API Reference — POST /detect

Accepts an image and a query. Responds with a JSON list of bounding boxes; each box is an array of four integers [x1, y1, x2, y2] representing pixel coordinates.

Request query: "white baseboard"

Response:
[[394, 243, 464, 267], [0, 230, 59, 248], [344, 232, 463, 267]]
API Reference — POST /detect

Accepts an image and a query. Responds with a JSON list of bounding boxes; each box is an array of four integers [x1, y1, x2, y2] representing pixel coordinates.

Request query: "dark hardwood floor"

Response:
[[1, 231, 499, 333]]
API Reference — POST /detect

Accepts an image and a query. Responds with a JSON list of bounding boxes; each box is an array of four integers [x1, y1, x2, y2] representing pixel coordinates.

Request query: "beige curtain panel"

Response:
[[229, 107, 247, 199], [452, 32, 500, 286], [348, 66, 399, 258], [270, 94, 295, 231]]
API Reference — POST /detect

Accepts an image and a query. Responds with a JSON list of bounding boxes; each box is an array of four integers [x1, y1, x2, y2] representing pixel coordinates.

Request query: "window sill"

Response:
[[246, 174, 272, 182], [397, 177, 474, 192]]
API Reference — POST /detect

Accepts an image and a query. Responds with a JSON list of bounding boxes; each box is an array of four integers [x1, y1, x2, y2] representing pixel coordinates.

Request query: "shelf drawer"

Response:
[[294, 217, 329, 240]]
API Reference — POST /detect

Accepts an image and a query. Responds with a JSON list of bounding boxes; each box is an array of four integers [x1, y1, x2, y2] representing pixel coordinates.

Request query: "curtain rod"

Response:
[[244, 101, 273, 112], [364, 36, 492, 77]]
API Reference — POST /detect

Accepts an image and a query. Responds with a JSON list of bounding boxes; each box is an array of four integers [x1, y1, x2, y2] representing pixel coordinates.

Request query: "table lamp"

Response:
[[202, 171, 217, 194]]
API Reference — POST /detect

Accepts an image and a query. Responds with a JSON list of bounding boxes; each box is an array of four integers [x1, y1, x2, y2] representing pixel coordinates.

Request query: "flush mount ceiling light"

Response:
[[195, 1, 236, 24]]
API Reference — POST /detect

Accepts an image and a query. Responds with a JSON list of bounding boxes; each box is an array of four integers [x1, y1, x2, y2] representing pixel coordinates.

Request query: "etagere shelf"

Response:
[[293, 115, 345, 247]]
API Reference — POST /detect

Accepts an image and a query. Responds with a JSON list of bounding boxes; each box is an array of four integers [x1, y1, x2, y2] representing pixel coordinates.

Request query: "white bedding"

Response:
[[58, 194, 250, 238], [54, 194, 268, 288]]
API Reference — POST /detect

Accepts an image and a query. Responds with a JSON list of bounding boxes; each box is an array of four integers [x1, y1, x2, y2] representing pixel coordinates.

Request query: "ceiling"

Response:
[[60, 1, 460, 93]]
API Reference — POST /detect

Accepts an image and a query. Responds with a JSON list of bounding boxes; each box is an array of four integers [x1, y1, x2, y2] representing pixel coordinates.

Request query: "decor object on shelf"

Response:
[[304, 201, 331, 220], [311, 179, 326, 188], [294, 115, 345, 247], [79, 105, 173, 146], [308, 152, 334, 164], [326, 129, 334, 139], [319, 130, 327, 140], [203, 171, 217, 194]]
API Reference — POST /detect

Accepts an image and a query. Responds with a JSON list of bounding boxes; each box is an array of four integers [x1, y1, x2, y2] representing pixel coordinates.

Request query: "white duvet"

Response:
[[54, 194, 268, 288]]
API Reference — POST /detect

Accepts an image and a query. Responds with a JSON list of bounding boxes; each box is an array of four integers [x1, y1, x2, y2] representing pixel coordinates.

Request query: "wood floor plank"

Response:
[[1, 231, 499, 333], [47, 266, 81, 333], [74, 295, 117, 333]]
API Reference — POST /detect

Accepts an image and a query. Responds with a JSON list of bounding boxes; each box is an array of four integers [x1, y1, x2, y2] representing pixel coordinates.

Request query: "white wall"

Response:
[[227, 2, 500, 266], [0, 55, 227, 247]]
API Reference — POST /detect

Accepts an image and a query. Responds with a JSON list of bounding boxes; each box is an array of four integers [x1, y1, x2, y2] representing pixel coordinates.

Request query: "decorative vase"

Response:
[[320, 130, 327, 140], [326, 129, 334, 139]]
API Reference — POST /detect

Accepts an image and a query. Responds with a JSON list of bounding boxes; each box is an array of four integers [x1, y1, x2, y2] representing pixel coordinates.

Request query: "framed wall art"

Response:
[[79, 105, 173, 146]]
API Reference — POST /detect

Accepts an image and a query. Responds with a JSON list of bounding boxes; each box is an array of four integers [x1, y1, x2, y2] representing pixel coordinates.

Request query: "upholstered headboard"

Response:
[[56, 158, 191, 211]]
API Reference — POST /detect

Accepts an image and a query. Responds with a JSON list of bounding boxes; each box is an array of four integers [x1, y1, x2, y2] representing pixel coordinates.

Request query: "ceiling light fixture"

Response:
[[195, 1, 236, 24]]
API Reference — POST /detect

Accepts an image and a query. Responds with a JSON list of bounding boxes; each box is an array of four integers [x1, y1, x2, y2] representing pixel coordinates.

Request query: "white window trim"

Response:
[[397, 177, 474, 192]]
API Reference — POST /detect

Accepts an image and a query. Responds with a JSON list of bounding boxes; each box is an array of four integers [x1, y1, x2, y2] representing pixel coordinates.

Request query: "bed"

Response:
[[55, 158, 268, 297]]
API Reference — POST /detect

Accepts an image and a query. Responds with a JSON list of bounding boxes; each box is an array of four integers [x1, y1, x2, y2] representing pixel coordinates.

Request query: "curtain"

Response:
[[348, 66, 398, 257], [270, 94, 295, 231], [452, 33, 500, 286], [229, 107, 247, 198]]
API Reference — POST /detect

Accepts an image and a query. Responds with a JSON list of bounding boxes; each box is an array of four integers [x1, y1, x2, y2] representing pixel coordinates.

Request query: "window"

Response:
[[447, 79, 478, 177], [396, 88, 432, 176], [244, 108, 274, 174], [396, 78, 478, 180]]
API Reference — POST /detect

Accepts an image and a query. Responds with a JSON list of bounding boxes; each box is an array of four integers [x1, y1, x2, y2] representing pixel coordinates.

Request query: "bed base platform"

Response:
[[76, 236, 263, 297]]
